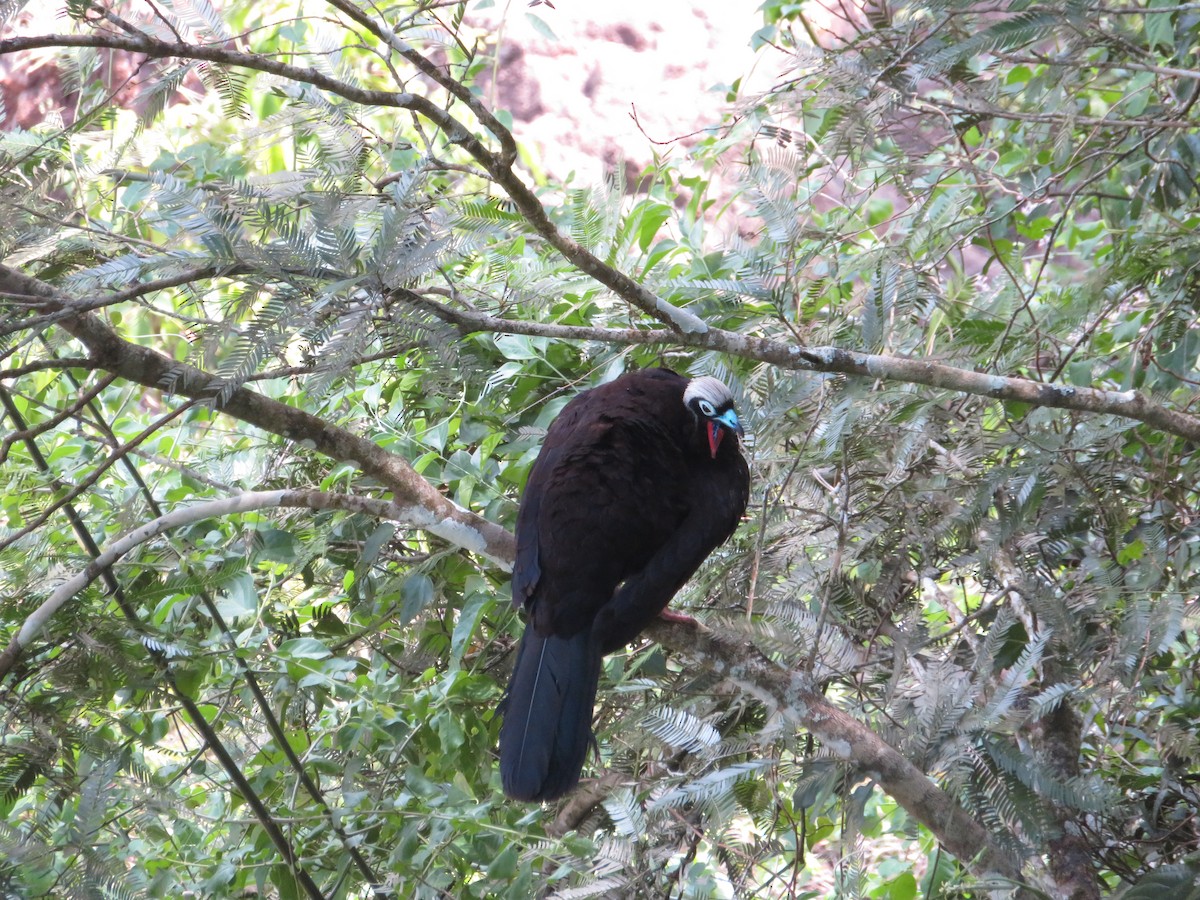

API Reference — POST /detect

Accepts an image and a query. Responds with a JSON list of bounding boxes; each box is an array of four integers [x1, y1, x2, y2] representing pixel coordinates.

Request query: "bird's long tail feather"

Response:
[[499, 628, 601, 802]]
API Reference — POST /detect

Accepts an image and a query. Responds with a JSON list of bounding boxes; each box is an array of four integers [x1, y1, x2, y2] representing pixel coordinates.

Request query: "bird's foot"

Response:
[[658, 608, 698, 627]]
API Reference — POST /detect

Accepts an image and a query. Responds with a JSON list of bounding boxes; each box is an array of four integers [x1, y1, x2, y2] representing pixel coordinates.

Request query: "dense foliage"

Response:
[[2, 0, 1200, 897]]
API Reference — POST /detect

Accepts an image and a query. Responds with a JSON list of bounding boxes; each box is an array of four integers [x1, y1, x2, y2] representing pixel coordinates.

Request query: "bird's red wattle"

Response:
[[707, 421, 723, 458]]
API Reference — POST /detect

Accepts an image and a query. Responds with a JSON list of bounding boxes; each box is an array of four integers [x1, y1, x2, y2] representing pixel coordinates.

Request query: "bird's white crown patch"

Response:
[[684, 376, 734, 409]]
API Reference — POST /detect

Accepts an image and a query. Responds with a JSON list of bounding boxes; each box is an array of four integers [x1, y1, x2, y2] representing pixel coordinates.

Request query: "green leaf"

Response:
[[256, 528, 299, 563], [1117, 539, 1145, 565], [872, 871, 917, 900], [634, 200, 672, 252], [450, 588, 491, 668], [1144, 0, 1175, 50], [277, 637, 332, 661], [487, 845, 519, 881], [525, 12, 558, 41], [362, 522, 396, 566], [400, 572, 435, 624], [214, 572, 257, 621]]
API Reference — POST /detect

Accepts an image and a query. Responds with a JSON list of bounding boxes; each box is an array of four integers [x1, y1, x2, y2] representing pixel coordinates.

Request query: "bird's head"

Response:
[[683, 376, 745, 459]]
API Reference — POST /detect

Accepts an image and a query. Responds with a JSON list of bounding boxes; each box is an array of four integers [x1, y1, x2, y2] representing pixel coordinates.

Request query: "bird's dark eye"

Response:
[[697, 399, 716, 418]]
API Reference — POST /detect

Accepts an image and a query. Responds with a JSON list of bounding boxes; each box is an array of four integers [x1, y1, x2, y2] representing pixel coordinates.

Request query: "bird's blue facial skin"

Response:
[[715, 409, 743, 439]]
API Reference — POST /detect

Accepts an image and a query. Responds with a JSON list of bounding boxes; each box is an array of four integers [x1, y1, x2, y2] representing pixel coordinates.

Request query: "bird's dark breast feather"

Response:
[[532, 421, 691, 634], [501, 367, 749, 801], [512, 370, 695, 636], [594, 441, 748, 652]]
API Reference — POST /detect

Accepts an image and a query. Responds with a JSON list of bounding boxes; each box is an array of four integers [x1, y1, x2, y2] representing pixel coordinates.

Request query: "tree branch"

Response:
[[0, 393, 331, 899], [643, 616, 1030, 886], [0, 476, 1033, 887], [0, 28, 710, 335], [322, 0, 519, 164], [0, 398, 194, 553], [0, 265, 515, 568], [409, 290, 1200, 444], [59, 362, 384, 889], [0, 373, 117, 464], [0, 487, 475, 677], [0, 357, 96, 378], [1030, 699, 1100, 900]]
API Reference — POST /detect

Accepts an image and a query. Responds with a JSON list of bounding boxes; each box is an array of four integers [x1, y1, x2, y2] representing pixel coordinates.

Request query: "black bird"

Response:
[[499, 367, 750, 802]]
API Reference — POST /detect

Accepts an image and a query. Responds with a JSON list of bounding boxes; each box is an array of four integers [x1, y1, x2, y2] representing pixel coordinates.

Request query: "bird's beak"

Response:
[[718, 410, 744, 441]]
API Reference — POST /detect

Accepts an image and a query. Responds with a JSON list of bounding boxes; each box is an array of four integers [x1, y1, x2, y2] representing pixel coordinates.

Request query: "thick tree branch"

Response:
[[1030, 689, 1101, 899], [643, 617, 1030, 887], [1, 477, 1032, 888], [0, 266, 515, 568], [410, 291, 1200, 444], [0, 488, 469, 678], [548, 772, 625, 838], [0, 397, 330, 899]]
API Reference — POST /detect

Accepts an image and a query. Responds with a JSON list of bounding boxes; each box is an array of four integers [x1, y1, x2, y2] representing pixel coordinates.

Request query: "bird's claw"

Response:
[[658, 608, 698, 626]]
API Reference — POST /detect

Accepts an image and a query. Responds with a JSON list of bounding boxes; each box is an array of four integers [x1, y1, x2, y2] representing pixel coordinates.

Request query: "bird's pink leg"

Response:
[[658, 608, 698, 626]]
